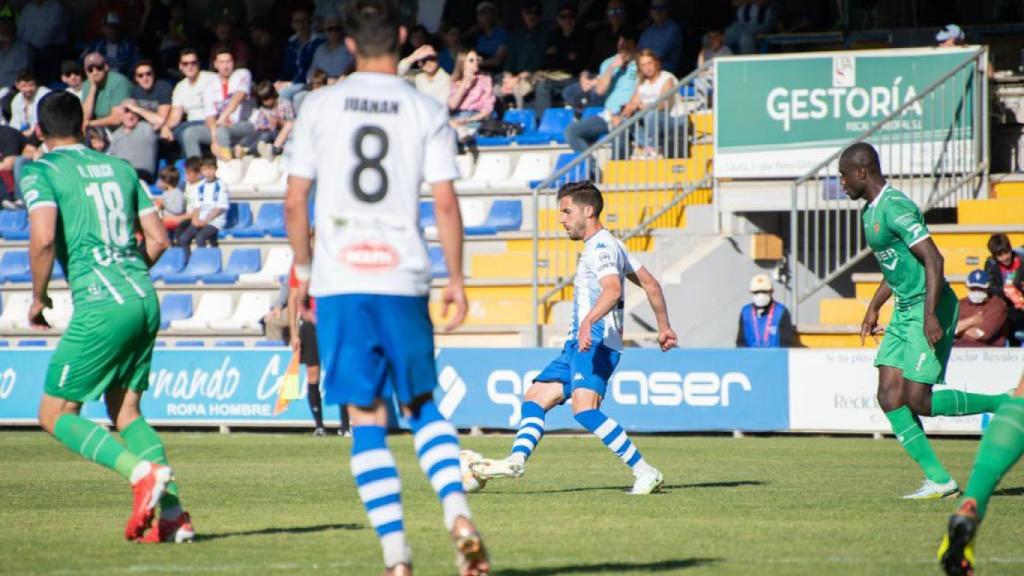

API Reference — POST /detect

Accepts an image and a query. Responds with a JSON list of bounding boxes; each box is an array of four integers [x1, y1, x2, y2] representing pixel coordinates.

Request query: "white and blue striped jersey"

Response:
[[569, 229, 641, 352]]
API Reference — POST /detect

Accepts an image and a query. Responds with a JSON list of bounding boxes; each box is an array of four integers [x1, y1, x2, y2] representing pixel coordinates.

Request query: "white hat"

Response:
[[749, 274, 772, 292], [936, 24, 964, 43]]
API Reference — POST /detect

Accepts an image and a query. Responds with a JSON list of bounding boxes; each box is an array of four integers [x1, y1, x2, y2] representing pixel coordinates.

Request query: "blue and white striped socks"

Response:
[[350, 425, 410, 568], [409, 401, 470, 530], [509, 401, 547, 463], [574, 409, 647, 471]]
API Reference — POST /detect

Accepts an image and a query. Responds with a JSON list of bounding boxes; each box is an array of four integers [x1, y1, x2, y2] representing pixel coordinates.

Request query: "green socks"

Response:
[[931, 390, 1010, 417], [120, 418, 181, 510], [962, 397, 1024, 520], [885, 406, 952, 483], [53, 414, 140, 480]]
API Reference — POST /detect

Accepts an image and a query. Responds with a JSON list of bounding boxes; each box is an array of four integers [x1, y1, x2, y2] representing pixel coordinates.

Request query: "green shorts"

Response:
[[874, 287, 959, 385], [45, 294, 160, 402]]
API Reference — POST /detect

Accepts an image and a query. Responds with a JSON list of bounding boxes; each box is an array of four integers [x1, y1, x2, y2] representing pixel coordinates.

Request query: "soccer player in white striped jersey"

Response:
[[471, 181, 678, 495], [283, 1, 488, 574]]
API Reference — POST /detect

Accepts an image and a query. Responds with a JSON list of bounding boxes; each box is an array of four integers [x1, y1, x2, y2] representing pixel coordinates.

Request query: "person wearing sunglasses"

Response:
[[122, 60, 172, 132], [163, 48, 217, 145], [308, 15, 354, 83], [585, 0, 627, 73], [984, 233, 1024, 346], [81, 52, 133, 130], [736, 273, 794, 348], [638, 1, 681, 74], [59, 60, 85, 100], [398, 43, 451, 106], [448, 49, 494, 139]]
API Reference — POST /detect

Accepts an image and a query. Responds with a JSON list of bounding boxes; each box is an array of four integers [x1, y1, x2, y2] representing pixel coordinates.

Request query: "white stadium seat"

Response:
[[217, 159, 245, 185], [210, 293, 273, 330], [238, 246, 293, 284], [457, 153, 512, 193], [0, 293, 31, 329], [242, 158, 281, 186], [459, 199, 489, 228], [48, 293, 74, 330], [170, 293, 233, 330], [493, 151, 551, 189], [456, 154, 475, 180]]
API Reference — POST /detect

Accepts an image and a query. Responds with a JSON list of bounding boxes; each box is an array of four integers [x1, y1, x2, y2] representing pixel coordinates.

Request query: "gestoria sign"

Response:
[[714, 47, 980, 178]]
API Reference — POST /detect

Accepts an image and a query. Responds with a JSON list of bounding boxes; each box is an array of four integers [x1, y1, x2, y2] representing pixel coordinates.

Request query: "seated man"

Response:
[[10, 69, 51, 142], [563, 30, 639, 154], [109, 108, 158, 182], [81, 52, 133, 129], [176, 157, 228, 257], [736, 273, 795, 348], [955, 269, 1007, 347], [180, 45, 253, 160], [638, 2, 682, 74]]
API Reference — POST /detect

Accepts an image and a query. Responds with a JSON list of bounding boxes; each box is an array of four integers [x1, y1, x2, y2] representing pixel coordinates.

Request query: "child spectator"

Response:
[[985, 233, 1024, 346], [176, 156, 228, 258], [154, 164, 188, 241], [235, 81, 295, 158], [85, 126, 109, 152]]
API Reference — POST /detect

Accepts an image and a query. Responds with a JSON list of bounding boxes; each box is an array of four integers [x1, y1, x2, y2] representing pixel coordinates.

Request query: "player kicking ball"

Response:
[[284, 1, 487, 574], [938, 372, 1024, 576], [24, 91, 193, 542], [470, 181, 677, 495], [840, 142, 1011, 499]]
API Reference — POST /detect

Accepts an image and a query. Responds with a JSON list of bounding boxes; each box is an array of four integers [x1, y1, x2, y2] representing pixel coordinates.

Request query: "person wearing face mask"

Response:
[[955, 270, 1008, 348], [736, 273, 795, 348]]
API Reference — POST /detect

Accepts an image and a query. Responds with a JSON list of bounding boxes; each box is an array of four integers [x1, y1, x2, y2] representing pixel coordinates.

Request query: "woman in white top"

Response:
[[619, 49, 683, 159]]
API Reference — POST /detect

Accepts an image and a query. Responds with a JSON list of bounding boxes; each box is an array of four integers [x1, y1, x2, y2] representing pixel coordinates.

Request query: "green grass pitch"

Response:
[[1, 431, 1023, 575]]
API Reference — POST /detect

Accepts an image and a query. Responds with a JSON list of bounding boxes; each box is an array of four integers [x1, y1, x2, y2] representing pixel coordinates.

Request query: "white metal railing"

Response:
[[530, 62, 714, 345], [789, 48, 989, 324]]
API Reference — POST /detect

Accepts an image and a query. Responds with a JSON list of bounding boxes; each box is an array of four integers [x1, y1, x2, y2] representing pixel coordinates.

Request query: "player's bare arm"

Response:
[[284, 174, 314, 319], [27, 205, 57, 328], [861, 278, 892, 345], [628, 267, 677, 351], [137, 211, 171, 267], [909, 237, 946, 346], [432, 180, 467, 331], [579, 274, 622, 352]]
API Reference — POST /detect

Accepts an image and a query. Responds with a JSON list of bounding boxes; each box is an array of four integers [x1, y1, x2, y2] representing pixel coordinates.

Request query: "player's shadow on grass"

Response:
[[195, 523, 364, 542], [994, 486, 1024, 497], [494, 557, 719, 575], [520, 480, 766, 494]]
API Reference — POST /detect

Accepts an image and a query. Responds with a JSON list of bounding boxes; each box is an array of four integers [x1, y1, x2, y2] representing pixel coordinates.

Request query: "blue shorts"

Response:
[[315, 294, 437, 407], [534, 340, 620, 400]]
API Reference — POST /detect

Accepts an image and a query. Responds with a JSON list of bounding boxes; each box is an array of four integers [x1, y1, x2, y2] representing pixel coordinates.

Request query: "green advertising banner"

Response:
[[714, 47, 979, 178]]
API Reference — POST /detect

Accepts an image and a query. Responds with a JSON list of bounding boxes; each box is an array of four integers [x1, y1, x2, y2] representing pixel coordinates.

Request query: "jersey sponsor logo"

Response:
[[882, 258, 899, 271], [876, 247, 899, 270], [437, 365, 467, 418], [873, 222, 880, 233], [339, 241, 399, 272], [598, 251, 612, 263]]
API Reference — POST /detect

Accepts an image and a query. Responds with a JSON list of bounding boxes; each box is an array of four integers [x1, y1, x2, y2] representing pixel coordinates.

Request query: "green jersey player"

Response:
[[25, 91, 193, 542], [839, 142, 1010, 499]]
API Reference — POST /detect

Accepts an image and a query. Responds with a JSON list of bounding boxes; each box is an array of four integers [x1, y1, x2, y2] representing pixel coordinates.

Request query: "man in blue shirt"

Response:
[[638, 2, 682, 74], [564, 30, 638, 153], [471, 1, 507, 73], [736, 274, 795, 348], [279, 8, 325, 86]]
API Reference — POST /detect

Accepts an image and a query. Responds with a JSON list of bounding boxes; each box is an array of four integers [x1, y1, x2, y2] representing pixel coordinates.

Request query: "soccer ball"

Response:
[[459, 449, 487, 493]]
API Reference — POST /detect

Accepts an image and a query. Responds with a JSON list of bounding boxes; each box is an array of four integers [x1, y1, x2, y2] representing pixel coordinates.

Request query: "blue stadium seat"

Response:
[[529, 153, 592, 189], [18, 340, 48, 347], [203, 248, 261, 284], [232, 203, 284, 238], [477, 108, 539, 146], [581, 106, 603, 119], [514, 108, 573, 145], [419, 201, 436, 229], [175, 340, 206, 347], [149, 247, 186, 282], [218, 202, 253, 239], [215, 340, 246, 347], [429, 246, 447, 278], [1, 251, 31, 283], [163, 248, 222, 284], [0, 210, 28, 239], [465, 200, 523, 235], [174, 159, 186, 187], [0, 340, 9, 347], [679, 84, 696, 98], [159, 294, 193, 329], [254, 340, 286, 347], [155, 341, 168, 347]]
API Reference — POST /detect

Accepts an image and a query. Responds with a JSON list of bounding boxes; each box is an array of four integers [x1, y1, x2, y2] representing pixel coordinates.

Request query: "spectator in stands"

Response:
[[0, 124, 26, 209], [108, 107, 158, 182], [81, 12, 140, 76], [181, 155, 202, 211], [17, 0, 67, 83], [213, 17, 250, 69], [163, 48, 217, 149], [468, 1, 507, 73], [236, 81, 295, 159], [985, 233, 1024, 346], [308, 68, 330, 90], [531, 3, 587, 115], [176, 156, 228, 258], [125, 60, 172, 131], [638, 1, 682, 74], [698, 30, 733, 67], [154, 164, 188, 241], [81, 52, 132, 130], [0, 18, 32, 89], [619, 50, 682, 159], [10, 69, 50, 139], [955, 269, 1008, 347], [399, 45, 451, 106], [504, 1, 548, 80], [181, 45, 254, 160], [725, 0, 779, 55], [59, 60, 85, 100], [313, 0, 344, 30], [448, 49, 495, 141], [437, 24, 461, 74], [586, 0, 627, 74], [277, 7, 324, 103], [936, 24, 966, 47], [564, 30, 638, 153], [158, 0, 192, 72], [308, 15, 353, 82], [85, 126, 109, 152], [736, 273, 795, 348], [401, 24, 430, 58], [204, 0, 247, 34], [248, 18, 285, 83]]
